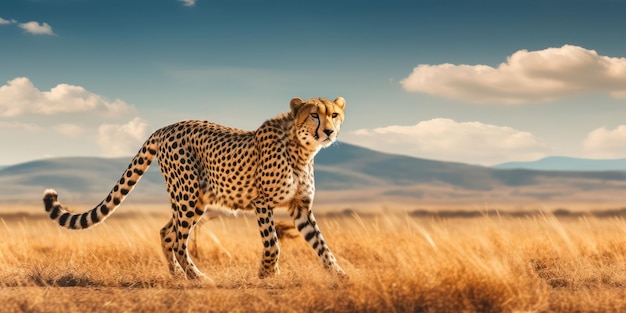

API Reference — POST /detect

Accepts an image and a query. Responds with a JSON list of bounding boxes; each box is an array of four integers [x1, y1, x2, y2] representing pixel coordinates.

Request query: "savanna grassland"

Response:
[[0, 206, 625, 313]]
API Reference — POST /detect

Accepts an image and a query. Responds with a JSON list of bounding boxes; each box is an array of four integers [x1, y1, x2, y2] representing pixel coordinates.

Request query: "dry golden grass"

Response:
[[0, 209, 625, 312]]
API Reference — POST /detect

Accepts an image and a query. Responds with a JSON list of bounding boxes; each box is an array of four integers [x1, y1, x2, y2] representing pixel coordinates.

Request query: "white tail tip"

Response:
[[44, 189, 57, 196]]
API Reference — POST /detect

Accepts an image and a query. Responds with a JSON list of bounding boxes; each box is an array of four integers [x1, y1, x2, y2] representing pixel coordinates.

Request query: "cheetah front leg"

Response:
[[290, 198, 346, 278], [254, 201, 281, 279]]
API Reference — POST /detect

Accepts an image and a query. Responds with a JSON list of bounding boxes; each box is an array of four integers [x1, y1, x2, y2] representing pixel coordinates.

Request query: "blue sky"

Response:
[[1, 0, 626, 165]]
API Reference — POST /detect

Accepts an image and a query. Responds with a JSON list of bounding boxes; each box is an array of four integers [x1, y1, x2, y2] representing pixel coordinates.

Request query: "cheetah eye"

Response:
[[310, 113, 319, 119], [331, 113, 339, 118]]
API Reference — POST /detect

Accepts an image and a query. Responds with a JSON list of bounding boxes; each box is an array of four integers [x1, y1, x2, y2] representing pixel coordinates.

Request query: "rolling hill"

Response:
[[1, 143, 626, 207], [494, 156, 626, 171]]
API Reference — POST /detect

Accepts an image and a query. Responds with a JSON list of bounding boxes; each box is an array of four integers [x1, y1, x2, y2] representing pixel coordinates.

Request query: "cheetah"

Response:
[[43, 97, 347, 280]]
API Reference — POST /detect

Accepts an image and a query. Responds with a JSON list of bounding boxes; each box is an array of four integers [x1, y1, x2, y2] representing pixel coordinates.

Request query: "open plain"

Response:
[[0, 205, 625, 313]]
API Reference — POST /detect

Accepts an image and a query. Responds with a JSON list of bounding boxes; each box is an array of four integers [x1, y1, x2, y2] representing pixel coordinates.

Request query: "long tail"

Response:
[[43, 133, 159, 229]]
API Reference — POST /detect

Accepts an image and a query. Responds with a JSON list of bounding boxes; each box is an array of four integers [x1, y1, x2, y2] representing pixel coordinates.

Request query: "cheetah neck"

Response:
[[288, 125, 321, 167], [265, 112, 321, 168]]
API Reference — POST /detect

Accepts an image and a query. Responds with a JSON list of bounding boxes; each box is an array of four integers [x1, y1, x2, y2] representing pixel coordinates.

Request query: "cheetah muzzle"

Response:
[[42, 97, 348, 281]]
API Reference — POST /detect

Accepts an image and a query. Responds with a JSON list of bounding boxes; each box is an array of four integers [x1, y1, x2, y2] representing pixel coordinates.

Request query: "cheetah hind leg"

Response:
[[161, 214, 212, 282], [169, 207, 214, 282], [159, 219, 178, 275]]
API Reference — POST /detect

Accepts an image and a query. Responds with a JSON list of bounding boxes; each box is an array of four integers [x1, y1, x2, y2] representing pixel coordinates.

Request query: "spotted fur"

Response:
[[43, 97, 347, 280]]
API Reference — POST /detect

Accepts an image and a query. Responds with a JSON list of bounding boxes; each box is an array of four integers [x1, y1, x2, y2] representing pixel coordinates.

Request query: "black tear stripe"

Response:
[[314, 117, 321, 139]]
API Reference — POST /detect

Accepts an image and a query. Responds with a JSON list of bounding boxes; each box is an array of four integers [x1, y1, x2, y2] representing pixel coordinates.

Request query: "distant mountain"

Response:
[[315, 143, 499, 190], [316, 145, 626, 190], [0, 156, 168, 204], [494, 156, 626, 171], [1, 143, 626, 205]]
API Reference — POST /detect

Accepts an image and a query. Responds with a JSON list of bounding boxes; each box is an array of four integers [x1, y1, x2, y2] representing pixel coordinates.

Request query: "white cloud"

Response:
[[343, 118, 549, 165], [0, 78, 144, 164], [0, 17, 16, 25], [582, 125, 626, 159], [0, 121, 42, 132], [0, 77, 134, 117], [401, 45, 626, 104], [98, 118, 149, 157], [54, 123, 84, 138], [18, 21, 55, 35], [178, 0, 197, 6]]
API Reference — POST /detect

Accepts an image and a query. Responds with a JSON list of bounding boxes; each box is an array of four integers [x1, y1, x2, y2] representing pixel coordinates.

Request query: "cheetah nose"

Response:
[[323, 129, 334, 136]]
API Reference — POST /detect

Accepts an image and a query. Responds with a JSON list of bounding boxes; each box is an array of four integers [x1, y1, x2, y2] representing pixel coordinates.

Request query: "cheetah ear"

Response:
[[334, 97, 346, 109], [290, 97, 305, 114]]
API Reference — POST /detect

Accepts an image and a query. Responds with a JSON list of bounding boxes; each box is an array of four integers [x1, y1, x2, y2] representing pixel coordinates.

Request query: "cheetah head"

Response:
[[290, 97, 346, 150]]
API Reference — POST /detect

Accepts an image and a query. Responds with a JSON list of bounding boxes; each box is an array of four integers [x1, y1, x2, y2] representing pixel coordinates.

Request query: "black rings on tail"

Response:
[[43, 189, 105, 229], [42, 134, 159, 230]]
